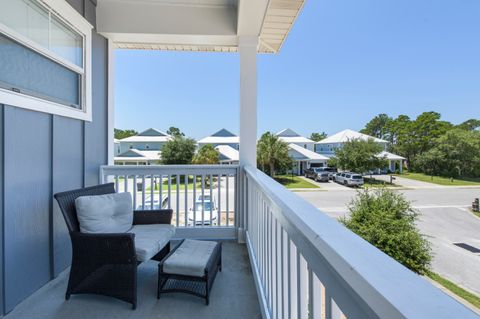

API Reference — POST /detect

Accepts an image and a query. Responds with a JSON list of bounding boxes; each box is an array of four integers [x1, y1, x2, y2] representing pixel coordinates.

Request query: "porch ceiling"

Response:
[[96, 0, 305, 53]]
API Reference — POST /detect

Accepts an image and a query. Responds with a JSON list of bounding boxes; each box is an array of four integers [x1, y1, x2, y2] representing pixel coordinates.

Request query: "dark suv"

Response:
[[304, 167, 334, 182], [306, 167, 337, 180]]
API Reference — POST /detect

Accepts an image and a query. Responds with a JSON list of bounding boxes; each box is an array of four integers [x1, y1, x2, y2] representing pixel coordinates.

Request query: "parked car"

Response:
[[305, 167, 322, 179], [188, 195, 218, 226], [136, 195, 169, 210], [314, 171, 330, 182], [321, 167, 338, 180], [305, 167, 337, 181], [332, 172, 343, 182], [336, 172, 364, 187]]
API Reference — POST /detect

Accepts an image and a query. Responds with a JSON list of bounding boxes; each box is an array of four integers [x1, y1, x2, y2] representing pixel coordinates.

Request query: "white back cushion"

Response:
[[75, 192, 133, 233]]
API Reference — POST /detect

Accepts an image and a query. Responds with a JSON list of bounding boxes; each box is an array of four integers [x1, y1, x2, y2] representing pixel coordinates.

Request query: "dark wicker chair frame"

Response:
[[157, 240, 222, 305], [54, 183, 173, 310]]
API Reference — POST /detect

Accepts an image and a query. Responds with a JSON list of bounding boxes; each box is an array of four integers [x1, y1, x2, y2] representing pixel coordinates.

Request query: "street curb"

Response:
[[424, 276, 480, 315]]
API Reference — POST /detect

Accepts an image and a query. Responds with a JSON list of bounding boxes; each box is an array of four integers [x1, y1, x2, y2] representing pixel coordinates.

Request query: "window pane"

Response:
[[50, 17, 83, 67], [0, 0, 49, 48], [0, 33, 81, 108], [0, 0, 83, 67]]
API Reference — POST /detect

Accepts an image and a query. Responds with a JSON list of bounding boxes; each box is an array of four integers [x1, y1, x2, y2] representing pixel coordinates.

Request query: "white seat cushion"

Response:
[[128, 224, 175, 261], [163, 239, 218, 277], [75, 192, 133, 234]]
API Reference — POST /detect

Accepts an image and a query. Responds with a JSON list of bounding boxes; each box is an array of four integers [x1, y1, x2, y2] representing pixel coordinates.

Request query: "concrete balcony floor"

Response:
[[5, 241, 261, 319]]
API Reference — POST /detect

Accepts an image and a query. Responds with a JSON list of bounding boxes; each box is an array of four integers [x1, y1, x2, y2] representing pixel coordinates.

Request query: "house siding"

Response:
[[84, 32, 108, 187], [52, 116, 84, 277], [0, 104, 4, 314], [3, 108, 53, 312], [0, 0, 108, 314]]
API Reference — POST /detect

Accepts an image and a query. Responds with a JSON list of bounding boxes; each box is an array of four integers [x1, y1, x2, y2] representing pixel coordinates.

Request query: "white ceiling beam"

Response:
[[97, 0, 237, 37], [236, 0, 270, 36], [103, 33, 238, 48]]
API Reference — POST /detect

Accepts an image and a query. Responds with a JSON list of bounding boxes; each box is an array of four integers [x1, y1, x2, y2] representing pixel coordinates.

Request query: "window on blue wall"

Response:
[[0, 0, 92, 120], [0, 33, 81, 107]]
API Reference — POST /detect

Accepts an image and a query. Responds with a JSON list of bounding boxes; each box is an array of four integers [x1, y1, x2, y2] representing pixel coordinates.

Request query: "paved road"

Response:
[[296, 187, 480, 295]]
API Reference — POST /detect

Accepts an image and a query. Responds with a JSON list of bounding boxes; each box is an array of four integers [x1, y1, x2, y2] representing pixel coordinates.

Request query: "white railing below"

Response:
[[244, 165, 479, 319], [100, 165, 239, 239]]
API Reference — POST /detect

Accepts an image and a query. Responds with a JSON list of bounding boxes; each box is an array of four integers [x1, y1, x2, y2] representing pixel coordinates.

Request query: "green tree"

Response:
[[161, 136, 196, 164], [417, 129, 480, 178], [166, 126, 185, 137], [192, 145, 220, 164], [386, 112, 452, 170], [333, 139, 387, 173], [416, 148, 444, 178], [310, 132, 328, 142], [114, 128, 138, 140], [456, 119, 480, 131], [257, 132, 293, 177], [410, 112, 453, 156], [387, 115, 416, 169], [340, 188, 432, 274], [361, 113, 393, 141]]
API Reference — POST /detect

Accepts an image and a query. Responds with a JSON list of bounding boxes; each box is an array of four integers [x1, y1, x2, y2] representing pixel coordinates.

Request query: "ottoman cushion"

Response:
[[128, 224, 175, 261], [163, 239, 218, 277]]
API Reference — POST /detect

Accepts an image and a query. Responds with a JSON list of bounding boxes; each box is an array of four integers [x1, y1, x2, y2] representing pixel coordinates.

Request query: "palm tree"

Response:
[[257, 132, 292, 177], [192, 144, 220, 164], [192, 145, 220, 186]]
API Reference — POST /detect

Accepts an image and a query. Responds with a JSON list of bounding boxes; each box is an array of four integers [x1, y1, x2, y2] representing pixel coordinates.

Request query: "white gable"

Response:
[[138, 128, 168, 136], [317, 129, 388, 144], [276, 128, 301, 137]]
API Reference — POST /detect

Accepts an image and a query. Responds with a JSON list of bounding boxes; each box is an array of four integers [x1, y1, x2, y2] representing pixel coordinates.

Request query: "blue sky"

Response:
[[115, 0, 480, 139]]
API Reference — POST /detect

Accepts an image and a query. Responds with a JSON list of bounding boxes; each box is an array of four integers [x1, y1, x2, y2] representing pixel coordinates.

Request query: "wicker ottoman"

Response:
[[157, 239, 222, 305]]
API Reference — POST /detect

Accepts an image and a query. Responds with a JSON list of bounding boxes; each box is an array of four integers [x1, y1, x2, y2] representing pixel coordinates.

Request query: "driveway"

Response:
[[299, 176, 355, 191], [373, 174, 444, 188], [296, 187, 480, 295]]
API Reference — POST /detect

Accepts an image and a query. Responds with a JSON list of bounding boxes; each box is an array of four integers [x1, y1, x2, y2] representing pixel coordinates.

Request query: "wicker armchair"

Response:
[[54, 183, 173, 309]]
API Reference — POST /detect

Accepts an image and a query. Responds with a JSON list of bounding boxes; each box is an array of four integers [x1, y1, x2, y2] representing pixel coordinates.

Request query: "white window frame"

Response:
[[0, 0, 93, 121]]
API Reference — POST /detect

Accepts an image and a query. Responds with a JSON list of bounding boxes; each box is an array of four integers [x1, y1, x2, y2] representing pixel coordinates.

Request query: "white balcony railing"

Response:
[[100, 165, 239, 239], [100, 164, 478, 319], [243, 165, 478, 319]]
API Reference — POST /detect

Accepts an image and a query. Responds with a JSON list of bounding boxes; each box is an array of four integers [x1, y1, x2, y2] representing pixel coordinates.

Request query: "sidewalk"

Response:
[[374, 175, 480, 190]]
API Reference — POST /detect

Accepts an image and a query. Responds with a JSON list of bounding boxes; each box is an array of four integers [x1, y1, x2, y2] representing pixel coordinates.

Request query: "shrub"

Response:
[[340, 188, 432, 274]]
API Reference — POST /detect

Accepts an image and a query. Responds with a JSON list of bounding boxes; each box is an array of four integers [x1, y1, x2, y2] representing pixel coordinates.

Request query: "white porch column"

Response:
[[107, 39, 115, 166], [238, 36, 258, 243], [239, 36, 258, 167]]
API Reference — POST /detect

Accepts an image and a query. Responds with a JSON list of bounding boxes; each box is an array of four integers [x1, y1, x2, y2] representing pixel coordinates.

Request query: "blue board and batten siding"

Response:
[[0, 104, 4, 315], [0, 0, 107, 314]]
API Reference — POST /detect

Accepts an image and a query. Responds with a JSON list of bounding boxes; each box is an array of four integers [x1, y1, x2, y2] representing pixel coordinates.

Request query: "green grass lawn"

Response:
[[145, 176, 212, 192], [396, 172, 480, 186], [471, 209, 480, 219], [274, 175, 319, 189], [362, 177, 400, 188], [428, 272, 480, 310]]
